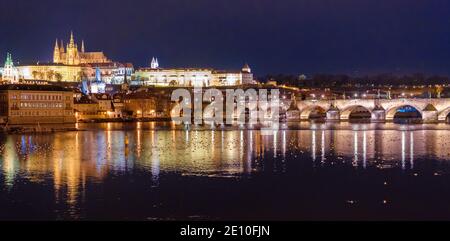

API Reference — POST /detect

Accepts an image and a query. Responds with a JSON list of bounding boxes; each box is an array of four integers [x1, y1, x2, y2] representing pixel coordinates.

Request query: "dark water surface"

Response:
[[2, 122, 450, 220]]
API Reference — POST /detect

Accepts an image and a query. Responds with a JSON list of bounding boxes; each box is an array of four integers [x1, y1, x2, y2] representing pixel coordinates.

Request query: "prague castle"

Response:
[[1, 32, 255, 86], [53, 32, 111, 65], [5, 32, 130, 83]]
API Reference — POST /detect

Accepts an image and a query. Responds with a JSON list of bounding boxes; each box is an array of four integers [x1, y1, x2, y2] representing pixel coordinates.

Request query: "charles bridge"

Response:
[[169, 87, 450, 123], [290, 98, 450, 123]]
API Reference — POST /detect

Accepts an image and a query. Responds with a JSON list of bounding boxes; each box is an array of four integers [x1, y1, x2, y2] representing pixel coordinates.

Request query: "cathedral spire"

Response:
[[151, 57, 155, 68], [53, 39, 61, 63], [5, 52, 13, 66], [54, 39, 59, 50], [69, 31, 75, 47], [81, 40, 85, 53]]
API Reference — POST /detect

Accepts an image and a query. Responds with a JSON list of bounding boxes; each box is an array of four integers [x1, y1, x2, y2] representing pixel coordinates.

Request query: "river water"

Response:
[[1, 122, 450, 220]]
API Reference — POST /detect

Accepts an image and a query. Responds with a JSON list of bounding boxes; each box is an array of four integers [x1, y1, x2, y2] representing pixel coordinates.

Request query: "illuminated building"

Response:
[[1, 53, 19, 83], [17, 62, 133, 84], [73, 95, 105, 121], [133, 58, 254, 87], [85, 62, 134, 84], [89, 68, 106, 94], [17, 63, 85, 82], [53, 32, 111, 65], [74, 93, 122, 121], [0, 84, 76, 124], [123, 91, 172, 118], [14, 32, 131, 83]]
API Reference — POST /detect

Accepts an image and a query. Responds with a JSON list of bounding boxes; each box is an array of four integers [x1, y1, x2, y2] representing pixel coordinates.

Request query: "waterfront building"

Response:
[[73, 95, 105, 121], [133, 58, 254, 87], [53, 32, 111, 65], [74, 93, 123, 121], [123, 90, 172, 118], [91, 93, 114, 113], [0, 84, 76, 124]]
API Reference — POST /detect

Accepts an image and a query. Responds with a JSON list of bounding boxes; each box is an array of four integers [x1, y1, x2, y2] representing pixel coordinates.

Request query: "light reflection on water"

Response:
[[1, 122, 450, 220]]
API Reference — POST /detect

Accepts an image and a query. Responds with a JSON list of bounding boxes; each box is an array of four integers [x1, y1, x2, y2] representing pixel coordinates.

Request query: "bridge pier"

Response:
[[422, 110, 438, 123], [371, 108, 386, 123], [326, 106, 340, 122], [422, 104, 438, 123], [286, 110, 300, 121]]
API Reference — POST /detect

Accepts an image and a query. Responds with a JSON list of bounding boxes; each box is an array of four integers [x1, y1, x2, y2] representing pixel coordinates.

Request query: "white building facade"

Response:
[[133, 58, 254, 87]]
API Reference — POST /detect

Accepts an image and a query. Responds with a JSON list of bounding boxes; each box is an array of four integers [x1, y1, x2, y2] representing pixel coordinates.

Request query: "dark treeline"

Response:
[[259, 73, 450, 87]]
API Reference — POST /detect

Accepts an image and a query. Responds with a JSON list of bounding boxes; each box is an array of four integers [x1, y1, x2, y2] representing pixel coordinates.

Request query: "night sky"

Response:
[[1, 0, 450, 76]]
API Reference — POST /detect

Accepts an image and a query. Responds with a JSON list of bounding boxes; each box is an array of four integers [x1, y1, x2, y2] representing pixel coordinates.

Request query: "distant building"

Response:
[[85, 62, 134, 84], [74, 92, 126, 121], [0, 84, 75, 124], [17, 63, 85, 82], [1, 53, 19, 83], [133, 58, 254, 87], [123, 90, 172, 118], [73, 95, 104, 121], [89, 68, 106, 94], [9, 32, 127, 83], [53, 32, 111, 65]]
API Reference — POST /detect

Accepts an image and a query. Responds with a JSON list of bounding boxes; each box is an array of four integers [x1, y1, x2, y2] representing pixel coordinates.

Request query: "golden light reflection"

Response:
[[1, 124, 449, 216], [2, 137, 19, 188], [410, 132, 414, 169], [311, 130, 316, 161], [353, 131, 358, 167]]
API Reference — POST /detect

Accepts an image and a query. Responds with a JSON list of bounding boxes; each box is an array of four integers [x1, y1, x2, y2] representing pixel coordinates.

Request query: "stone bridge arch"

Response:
[[340, 105, 372, 120], [385, 104, 423, 121], [300, 105, 327, 120], [288, 98, 450, 122], [438, 107, 450, 121], [333, 99, 375, 111]]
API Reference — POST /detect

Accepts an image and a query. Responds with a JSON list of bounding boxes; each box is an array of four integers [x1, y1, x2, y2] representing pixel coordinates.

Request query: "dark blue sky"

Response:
[[1, 0, 450, 76]]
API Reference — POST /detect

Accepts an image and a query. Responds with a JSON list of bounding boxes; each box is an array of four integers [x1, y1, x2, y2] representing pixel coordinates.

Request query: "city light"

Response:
[[1, 0, 450, 227]]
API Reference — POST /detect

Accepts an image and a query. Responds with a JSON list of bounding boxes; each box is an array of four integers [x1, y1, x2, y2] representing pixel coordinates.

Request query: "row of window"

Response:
[[11, 94, 70, 100], [145, 75, 209, 79], [10, 110, 72, 116], [12, 94, 65, 101], [17, 102, 64, 108]]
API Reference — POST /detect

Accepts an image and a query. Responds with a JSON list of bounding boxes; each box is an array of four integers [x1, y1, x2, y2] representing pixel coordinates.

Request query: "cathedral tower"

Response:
[[52, 31, 110, 65], [66, 31, 80, 65], [53, 39, 61, 63], [60, 40, 64, 53]]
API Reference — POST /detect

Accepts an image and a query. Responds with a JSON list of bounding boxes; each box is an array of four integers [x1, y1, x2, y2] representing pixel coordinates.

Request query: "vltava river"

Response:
[[2, 122, 450, 220]]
